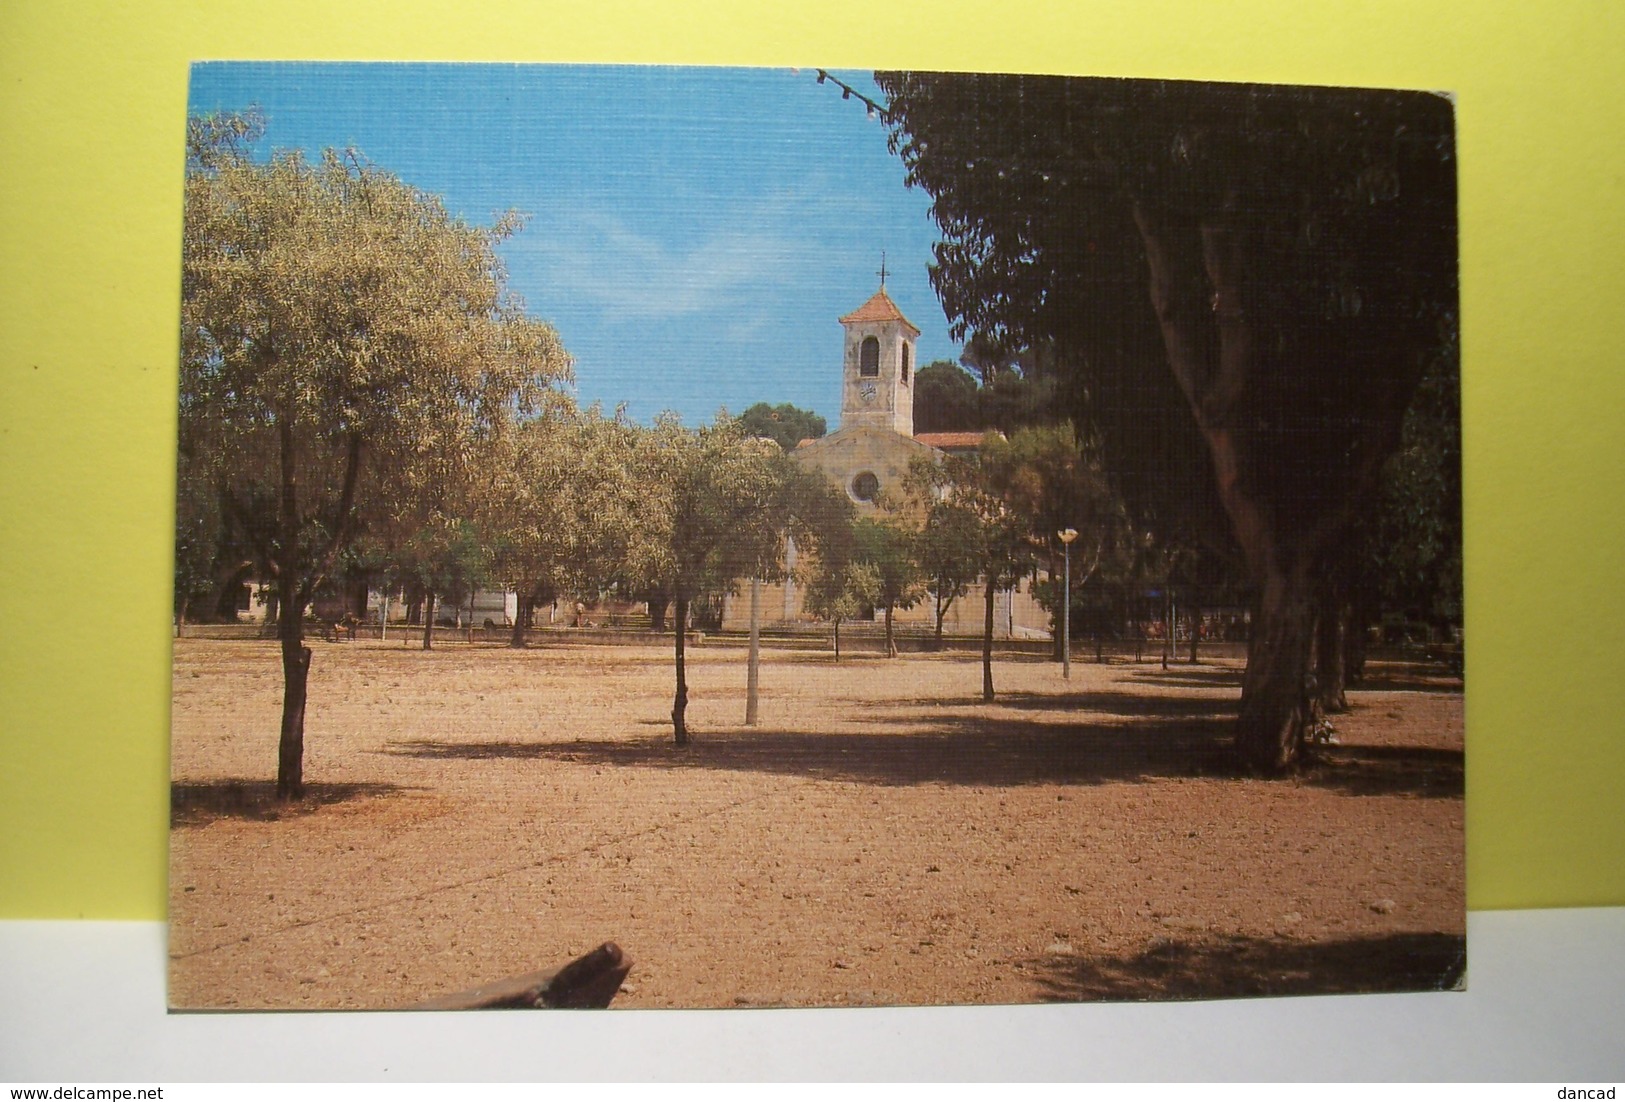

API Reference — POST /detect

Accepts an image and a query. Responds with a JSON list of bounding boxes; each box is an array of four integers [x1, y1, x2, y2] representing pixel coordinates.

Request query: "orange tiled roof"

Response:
[[913, 430, 992, 449], [839, 287, 921, 335]]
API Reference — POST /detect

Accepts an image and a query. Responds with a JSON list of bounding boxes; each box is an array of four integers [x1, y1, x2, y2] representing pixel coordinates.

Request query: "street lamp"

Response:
[[1059, 528, 1078, 680]]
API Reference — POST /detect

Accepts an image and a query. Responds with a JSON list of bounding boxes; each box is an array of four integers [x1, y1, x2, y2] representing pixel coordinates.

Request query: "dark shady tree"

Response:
[[736, 401, 828, 453], [876, 73, 1459, 771]]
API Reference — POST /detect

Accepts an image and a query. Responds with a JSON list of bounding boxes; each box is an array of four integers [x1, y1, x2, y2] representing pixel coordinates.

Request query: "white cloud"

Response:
[[507, 189, 835, 323], [494, 174, 890, 326]]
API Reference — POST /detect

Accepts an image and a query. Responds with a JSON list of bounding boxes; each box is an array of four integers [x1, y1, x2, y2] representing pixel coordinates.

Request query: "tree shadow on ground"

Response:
[[518, 647, 676, 666], [1301, 744, 1464, 799], [387, 699, 1459, 798], [1122, 666, 1246, 690], [1025, 931, 1466, 1002], [992, 689, 1240, 720], [171, 779, 415, 827], [387, 714, 1237, 788], [1351, 665, 1464, 694]]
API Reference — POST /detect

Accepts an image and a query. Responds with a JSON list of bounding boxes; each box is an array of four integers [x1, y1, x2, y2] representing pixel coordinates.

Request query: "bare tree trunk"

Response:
[[422, 591, 436, 651], [1162, 588, 1172, 670], [510, 591, 533, 648], [275, 584, 310, 800], [982, 580, 996, 702], [274, 415, 308, 800], [933, 593, 946, 650], [884, 604, 897, 658], [671, 596, 689, 745], [1188, 592, 1202, 665], [833, 617, 842, 662]]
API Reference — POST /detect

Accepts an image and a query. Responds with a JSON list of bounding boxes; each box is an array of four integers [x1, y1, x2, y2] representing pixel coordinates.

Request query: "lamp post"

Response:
[[1059, 528, 1078, 680]]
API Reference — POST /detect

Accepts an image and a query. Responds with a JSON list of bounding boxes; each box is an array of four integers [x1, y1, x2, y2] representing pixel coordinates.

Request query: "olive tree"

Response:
[[181, 113, 569, 796], [633, 416, 847, 744]]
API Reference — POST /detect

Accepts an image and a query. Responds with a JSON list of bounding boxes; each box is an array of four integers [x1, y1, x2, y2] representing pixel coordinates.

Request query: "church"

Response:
[[719, 283, 1052, 640]]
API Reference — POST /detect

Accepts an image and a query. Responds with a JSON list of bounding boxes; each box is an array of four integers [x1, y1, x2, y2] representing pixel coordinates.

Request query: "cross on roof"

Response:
[[877, 251, 889, 287]]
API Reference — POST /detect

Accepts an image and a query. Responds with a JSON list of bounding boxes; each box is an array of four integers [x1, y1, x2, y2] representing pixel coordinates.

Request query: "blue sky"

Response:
[[187, 62, 963, 428]]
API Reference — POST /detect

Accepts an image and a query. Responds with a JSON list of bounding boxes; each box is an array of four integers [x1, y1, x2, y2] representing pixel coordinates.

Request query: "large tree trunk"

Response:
[[1316, 586, 1351, 714], [422, 591, 436, 651], [933, 592, 946, 650], [275, 584, 311, 799], [1134, 202, 1319, 770], [1346, 591, 1375, 686], [982, 580, 996, 702], [648, 595, 669, 633], [510, 590, 533, 648], [209, 568, 244, 622], [260, 590, 279, 637], [671, 595, 689, 745], [884, 604, 897, 658], [1235, 561, 1319, 772]]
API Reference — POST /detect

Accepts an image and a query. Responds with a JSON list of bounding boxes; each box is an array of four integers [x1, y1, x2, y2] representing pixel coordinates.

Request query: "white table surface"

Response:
[[2, 907, 1622, 1081]]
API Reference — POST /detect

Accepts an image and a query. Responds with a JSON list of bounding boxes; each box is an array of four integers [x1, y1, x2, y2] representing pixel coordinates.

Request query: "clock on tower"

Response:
[[838, 282, 920, 436]]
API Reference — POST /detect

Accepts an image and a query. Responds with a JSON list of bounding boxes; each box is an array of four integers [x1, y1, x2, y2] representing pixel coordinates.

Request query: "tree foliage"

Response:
[[852, 516, 926, 658], [736, 401, 828, 452], [479, 405, 644, 643], [1360, 352, 1463, 632], [180, 112, 570, 795], [391, 517, 493, 647], [914, 491, 984, 645], [877, 72, 1458, 768], [996, 423, 1127, 653], [913, 358, 1058, 435], [635, 416, 851, 743], [913, 361, 981, 433], [908, 443, 1039, 701], [802, 522, 880, 663]]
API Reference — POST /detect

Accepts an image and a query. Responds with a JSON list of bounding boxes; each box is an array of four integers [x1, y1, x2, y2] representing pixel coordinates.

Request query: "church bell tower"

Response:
[[838, 270, 920, 438]]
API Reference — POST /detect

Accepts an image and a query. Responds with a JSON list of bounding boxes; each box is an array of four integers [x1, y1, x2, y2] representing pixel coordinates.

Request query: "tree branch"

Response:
[[279, 416, 301, 601], [305, 431, 366, 601], [1130, 199, 1211, 424], [1198, 211, 1253, 428], [220, 484, 279, 580]]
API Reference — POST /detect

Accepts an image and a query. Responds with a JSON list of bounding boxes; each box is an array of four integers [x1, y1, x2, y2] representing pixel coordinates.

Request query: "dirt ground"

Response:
[[168, 636, 1464, 1010]]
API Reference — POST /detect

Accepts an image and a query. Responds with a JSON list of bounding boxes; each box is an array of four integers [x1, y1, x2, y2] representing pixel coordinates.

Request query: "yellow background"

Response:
[[2, 0, 1621, 919]]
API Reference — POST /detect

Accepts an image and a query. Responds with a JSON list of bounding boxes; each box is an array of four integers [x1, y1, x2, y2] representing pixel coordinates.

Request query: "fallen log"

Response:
[[409, 941, 631, 1010]]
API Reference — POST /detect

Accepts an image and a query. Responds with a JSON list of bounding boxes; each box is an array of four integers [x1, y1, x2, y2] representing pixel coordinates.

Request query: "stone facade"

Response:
[[794, 423, 939, 515]]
